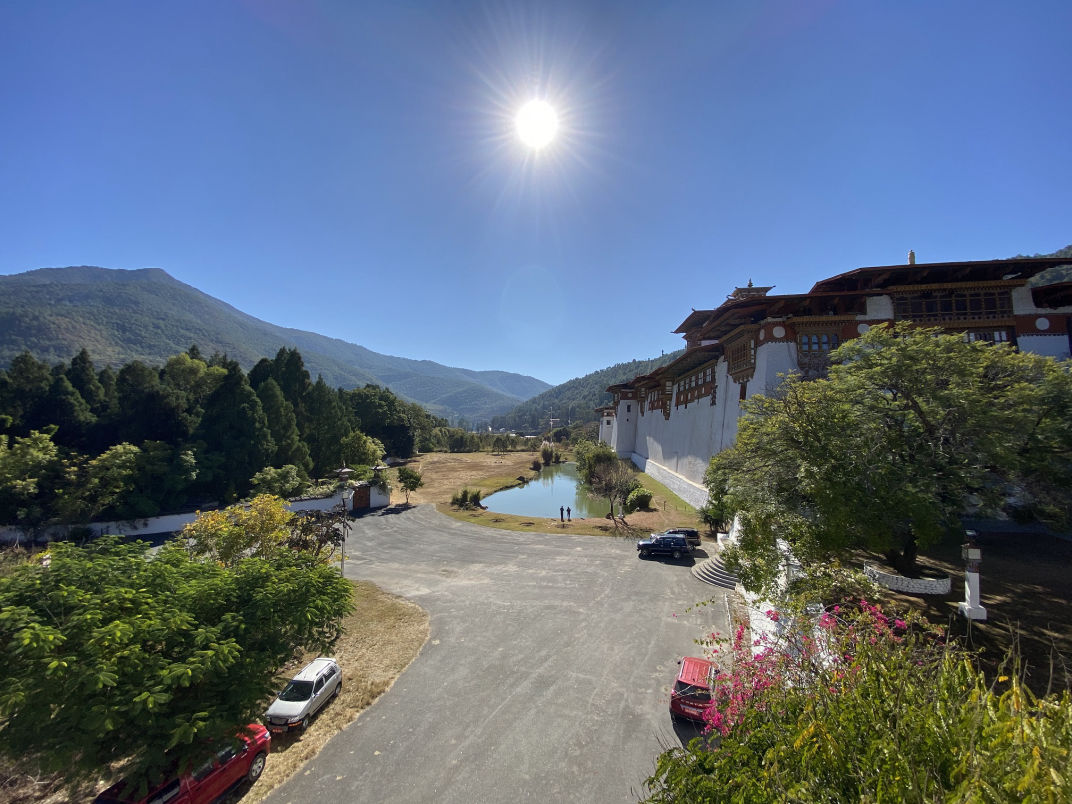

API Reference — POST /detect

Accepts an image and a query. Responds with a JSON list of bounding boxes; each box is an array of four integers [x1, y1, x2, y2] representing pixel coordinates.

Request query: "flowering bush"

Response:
[[646, 600, 1072, 802]]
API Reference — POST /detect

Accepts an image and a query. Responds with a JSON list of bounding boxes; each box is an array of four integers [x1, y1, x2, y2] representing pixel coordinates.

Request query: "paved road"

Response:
[[265, 505, 729, 804]]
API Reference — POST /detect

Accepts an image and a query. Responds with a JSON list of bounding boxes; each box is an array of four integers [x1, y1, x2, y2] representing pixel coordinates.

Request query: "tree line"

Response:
[[0, 345, 487, 531]]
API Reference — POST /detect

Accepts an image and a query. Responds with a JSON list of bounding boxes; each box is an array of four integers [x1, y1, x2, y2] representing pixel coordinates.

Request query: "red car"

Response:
[[94, 724, 270, 804], [669, 656, 718, 724]]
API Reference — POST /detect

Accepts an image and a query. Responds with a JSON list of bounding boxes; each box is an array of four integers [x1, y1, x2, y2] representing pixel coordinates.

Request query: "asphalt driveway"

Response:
[[265, 505, 729, 804]]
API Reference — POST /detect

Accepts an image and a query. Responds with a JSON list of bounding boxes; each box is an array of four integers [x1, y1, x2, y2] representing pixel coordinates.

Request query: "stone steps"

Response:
[[692, 554, 739, 589]]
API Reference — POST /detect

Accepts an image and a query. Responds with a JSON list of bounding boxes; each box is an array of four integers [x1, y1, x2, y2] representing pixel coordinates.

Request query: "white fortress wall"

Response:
[[598, 412, 614, 444], [864, 294, 895, 321], [1018, 334, 1071, 359], [753, 338, 798, 396], [711, 357, 740, 454], [1012, 285, 1050, 315], [613, 397, 637, 456], [631, 453, 709, 509]]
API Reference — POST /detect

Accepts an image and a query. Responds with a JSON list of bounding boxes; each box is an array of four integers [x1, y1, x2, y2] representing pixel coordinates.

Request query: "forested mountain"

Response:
[[490, 351, 685, 432], [1025, 242, 1072, 285], [0, 266, 549, 422]]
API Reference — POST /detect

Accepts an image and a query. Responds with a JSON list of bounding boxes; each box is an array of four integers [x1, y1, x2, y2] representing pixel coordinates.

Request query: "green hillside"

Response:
[[0, 266, 549, 422], [1025, 242, 1072, 285], [491, 351, 686, 432]]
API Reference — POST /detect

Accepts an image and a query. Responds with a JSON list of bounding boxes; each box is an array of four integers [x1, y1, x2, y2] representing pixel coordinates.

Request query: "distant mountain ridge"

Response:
[[491, 351, 686, 432], [0, 266, 550, 422]]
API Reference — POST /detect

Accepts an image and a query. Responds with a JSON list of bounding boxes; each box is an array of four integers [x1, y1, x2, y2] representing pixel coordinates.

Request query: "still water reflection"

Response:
[[482, 462, 611, 519]]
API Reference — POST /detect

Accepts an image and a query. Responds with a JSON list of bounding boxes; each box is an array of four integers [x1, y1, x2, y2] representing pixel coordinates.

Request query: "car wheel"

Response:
[[672, 549, 682, 559], [247, 751, 267, 783], [639, 549, 649, 558], [300, 714, 311, 730], [333, 681, 342, 698]]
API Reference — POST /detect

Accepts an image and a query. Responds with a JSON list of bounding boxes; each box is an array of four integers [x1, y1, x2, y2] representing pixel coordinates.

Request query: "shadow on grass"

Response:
[[861, 529, 1072, 695]]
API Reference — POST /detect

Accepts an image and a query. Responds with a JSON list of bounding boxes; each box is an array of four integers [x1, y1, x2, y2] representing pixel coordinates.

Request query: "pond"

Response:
[[482, 462, 611, 519]]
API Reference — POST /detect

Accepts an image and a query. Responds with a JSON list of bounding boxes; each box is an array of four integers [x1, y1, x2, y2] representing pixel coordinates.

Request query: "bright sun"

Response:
[[515, 100, 559, 149]]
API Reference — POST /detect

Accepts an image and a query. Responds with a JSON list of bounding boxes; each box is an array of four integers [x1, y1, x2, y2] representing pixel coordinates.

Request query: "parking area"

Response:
[[264, 504, 729, 804]]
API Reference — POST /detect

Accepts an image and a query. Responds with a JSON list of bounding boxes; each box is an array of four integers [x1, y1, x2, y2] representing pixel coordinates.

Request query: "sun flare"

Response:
[[515, 100, 559, 149]]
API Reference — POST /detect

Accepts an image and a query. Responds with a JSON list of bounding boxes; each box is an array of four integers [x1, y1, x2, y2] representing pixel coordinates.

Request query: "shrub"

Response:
[[531, 459, 542, 472], [249, 464, 307, 498], [645, 601, 1072, 802], [540, 443, 554, 466], [625, 487, 653, 513], [449, 489, 482, 509]]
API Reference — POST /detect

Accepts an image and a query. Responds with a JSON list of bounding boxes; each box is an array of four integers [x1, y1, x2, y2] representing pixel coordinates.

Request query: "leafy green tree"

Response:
[[111, 441, 197, 519], [302, 376, 350, 476], [625, 487, 653, 513], [574, 439, 619, 485], [540, 442, 554, 466], [397, 466, 424, 504], [710, 324, 1072, 593], [256, 378, 311, 473], [0, 534, 353, 789], [0, 429, 65, 533], [344, 384, 422, 458], [182, 494, 295, 566], [254, 347, 311, 425], [249, 465, 307, 498], [38, 374, 95, 448], [112, 361, 194, 446], [0, 351, 53, 433], [589, 460, 639, 520], [96, 364, 118, 419], [160, 353, 226, 410], [57, 442, 141, 524], [645, 602, 1072, 803], [340, 428, 384, 469], [191, 364, 273, 502], [65, 348, 106, 414]]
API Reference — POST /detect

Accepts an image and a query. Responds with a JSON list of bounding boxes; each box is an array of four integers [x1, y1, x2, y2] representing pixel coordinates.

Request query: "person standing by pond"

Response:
[[566, 506, 571, 522], [560, 506, 564, 522]]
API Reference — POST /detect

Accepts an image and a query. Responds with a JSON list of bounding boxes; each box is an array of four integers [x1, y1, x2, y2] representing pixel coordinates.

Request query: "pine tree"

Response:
[[256, 378, 311, 473]]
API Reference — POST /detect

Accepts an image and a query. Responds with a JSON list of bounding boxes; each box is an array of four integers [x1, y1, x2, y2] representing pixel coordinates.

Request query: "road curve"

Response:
[[265, 504, 729, 804]]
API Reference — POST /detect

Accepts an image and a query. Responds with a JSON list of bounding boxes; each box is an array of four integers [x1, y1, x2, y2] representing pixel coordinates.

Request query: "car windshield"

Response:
[[673, 680, 711, 701], [278, 680, 314, 702]]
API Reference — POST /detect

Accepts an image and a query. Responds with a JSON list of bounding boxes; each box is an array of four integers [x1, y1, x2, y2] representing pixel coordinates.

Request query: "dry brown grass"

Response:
[[398, 450, 704, 540], [242, 580, 428, 802], [392, 450, 542, 504]]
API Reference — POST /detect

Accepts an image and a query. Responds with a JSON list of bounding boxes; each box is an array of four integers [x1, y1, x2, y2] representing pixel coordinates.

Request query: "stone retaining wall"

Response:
[[864, 565, 951, 595]]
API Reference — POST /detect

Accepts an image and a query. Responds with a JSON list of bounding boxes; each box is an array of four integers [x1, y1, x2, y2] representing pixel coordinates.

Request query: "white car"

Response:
[[264, 657, 342, 733]]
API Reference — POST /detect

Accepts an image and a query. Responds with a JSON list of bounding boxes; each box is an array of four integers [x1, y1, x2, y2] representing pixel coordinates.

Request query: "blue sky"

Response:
[[2, 1, 1070, 386]]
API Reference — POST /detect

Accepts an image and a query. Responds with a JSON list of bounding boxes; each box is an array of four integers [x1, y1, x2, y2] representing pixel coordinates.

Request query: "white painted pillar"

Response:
[[958, 570, 987, 620], [958, 537, 987, 621]]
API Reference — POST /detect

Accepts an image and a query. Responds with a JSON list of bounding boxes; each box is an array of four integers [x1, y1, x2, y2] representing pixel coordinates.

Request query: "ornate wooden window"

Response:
[[963, 328, 1013, 344], [795, 329, 841, 379], [726, 338, 756, 381], [798, 332, 840, 354], [893, 289, 1012, 323]]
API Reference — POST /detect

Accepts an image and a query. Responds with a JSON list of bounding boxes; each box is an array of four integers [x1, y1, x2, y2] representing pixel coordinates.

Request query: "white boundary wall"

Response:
[[0, 487, 385, 545]]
